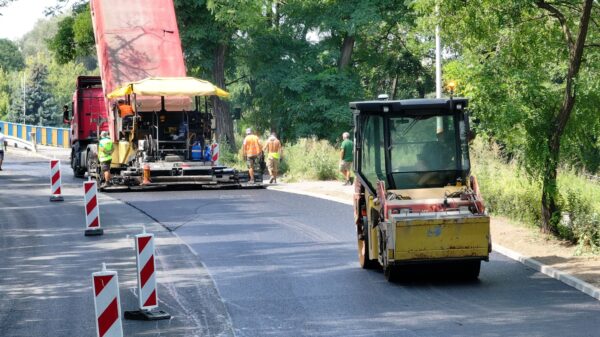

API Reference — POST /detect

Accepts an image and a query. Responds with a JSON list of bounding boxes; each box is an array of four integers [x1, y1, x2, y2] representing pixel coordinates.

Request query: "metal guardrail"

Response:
[[5, 134, 37, 152]]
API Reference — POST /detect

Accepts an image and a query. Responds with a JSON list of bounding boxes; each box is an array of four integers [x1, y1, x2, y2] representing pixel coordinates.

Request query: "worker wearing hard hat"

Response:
[[98, 131, 114, 187], [242, 128, 262, 184]]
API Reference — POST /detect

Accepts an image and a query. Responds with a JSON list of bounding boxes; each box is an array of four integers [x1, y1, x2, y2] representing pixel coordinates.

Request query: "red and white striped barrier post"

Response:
[[211, 143, 219, 166], [92, 263, 123, 337], [124, 227, 170, 320], [84, 180, 104, 236], [49, 159, 64, 202]]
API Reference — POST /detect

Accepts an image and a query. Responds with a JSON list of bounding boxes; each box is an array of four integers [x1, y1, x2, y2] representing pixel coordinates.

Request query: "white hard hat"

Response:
[[246, 128, 252, 135]]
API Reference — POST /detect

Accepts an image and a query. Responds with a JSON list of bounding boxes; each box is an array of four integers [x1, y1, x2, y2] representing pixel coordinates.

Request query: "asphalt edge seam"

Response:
[[268, 184, 600, 302]]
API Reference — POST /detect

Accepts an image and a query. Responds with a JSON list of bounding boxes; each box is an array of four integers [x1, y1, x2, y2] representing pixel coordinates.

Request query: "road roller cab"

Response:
[[350, 97, 491, 281]]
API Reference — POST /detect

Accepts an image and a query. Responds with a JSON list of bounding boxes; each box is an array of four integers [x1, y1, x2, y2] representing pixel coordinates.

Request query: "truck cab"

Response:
[[67, 76, 108, 178], [351, 98, 491, 281]]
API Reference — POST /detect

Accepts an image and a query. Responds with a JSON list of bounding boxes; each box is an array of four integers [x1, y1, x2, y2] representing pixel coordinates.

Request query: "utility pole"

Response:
[[21, 72, 26, 124], [435, 4, 442, 99], [435, 4, 444, 134]]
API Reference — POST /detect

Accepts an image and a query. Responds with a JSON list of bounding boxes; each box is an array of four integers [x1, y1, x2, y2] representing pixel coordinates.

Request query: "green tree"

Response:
[[0, 38, 24, 71], [416, 0, 599, 233], [0, 68, 11, 119], [8, 60, 59, 126], [175, 0, 237, 148], [47, 3, 95, 66]]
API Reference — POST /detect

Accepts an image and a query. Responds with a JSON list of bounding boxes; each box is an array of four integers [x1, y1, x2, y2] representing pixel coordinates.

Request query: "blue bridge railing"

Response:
[[0, 121, 70, 149]]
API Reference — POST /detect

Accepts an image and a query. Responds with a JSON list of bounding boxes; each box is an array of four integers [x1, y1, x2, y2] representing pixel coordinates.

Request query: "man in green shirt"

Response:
[[339, 131, 353, 185]]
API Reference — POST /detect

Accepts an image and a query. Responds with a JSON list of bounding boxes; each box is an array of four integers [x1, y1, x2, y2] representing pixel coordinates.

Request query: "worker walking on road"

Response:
[[98, 131, 114, 187], [263, 131, 282, 184], [0, 126, 6, 171], [242, 128, 262, 184], [339, 131, 353, 185]]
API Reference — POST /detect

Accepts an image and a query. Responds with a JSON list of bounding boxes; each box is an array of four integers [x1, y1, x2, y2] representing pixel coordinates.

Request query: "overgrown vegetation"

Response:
[[279, 138, 340, 182], [471, 139, 600, 254]]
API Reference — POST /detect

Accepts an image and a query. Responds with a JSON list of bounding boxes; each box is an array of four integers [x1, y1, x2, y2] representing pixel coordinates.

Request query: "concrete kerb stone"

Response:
[[267, 183, 600, 302], [493, 244, 600, 301]]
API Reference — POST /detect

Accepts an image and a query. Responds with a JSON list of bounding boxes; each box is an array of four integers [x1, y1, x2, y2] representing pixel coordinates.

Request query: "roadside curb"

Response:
[[268, 184, 600, 302], [492, 244, 600, 301]]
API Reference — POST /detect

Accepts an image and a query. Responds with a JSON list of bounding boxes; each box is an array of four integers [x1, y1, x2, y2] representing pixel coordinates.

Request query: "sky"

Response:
[[0, 0, 58, 41]]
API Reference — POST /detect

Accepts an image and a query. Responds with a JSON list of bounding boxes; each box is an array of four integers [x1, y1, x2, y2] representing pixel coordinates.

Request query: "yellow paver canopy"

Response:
[[107, 77, 229, 98]]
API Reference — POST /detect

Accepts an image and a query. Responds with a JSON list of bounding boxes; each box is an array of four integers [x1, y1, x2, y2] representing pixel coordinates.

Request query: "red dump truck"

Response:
[[65, 0, 258, 188]]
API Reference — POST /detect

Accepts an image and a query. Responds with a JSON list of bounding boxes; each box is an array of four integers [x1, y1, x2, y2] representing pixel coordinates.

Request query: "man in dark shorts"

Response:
[[339, 131, 353, 185], [242, 128, 262, 183]]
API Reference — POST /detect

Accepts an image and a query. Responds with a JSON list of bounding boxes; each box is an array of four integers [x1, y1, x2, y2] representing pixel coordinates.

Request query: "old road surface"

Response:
[[2, 153, 600, 337]]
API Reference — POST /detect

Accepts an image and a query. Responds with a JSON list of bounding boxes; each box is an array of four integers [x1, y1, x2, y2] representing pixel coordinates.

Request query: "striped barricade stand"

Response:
[[211, 143, 219, 166], [124, 227, 170, 320], [84, 180, 104, 236], [49, 159, 64, 202], [92, 263, 123, 337]]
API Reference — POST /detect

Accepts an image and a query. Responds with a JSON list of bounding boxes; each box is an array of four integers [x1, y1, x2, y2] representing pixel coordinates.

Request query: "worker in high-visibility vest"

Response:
[[263, 131, 282, 184], [117, 99, 134, 130], [98, 131, 114, 187], [242, 128, 262, 184]]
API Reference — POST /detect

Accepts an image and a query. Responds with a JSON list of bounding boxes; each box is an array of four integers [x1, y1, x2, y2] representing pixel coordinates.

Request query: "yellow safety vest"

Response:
[[98, 137, 113, 163]]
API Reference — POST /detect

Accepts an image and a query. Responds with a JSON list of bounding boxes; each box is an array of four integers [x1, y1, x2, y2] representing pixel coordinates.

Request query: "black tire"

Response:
[[71, 150, 85, 178], [357, 217, 378, 269], [87, 151, 99, 181]]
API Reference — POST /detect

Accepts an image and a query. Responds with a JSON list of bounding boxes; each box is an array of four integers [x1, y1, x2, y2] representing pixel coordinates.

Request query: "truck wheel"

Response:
[[87, 152, 99, 181], [357, 216, 378, 269], [71, 150, 85, 178]]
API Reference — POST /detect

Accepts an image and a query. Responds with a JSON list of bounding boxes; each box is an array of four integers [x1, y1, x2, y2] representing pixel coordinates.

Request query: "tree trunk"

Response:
[[538, 0, 594, 232], [211, 42, 236, 151], [338, 35, 355, 70], [541, 141, 560, 233], [391, 74, 398, 100]]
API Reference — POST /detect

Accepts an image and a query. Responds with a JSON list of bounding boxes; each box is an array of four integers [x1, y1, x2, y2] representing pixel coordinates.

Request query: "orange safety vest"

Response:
[[243, 134, 261, 157], [118, 104, 134, 117]]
